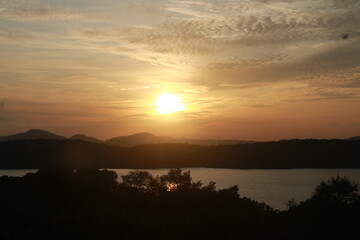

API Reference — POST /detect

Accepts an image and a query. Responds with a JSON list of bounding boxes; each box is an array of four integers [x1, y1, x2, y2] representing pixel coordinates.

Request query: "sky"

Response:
[[0, 0, 360, 141]]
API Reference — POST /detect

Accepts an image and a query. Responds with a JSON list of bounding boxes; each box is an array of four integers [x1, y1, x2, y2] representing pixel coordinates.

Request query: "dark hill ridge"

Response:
[[70, 134, 103, 143], [105, 132, 164, 146], [1, 129, 254, 146], [6, 129, 66, 141], [160, 136, 254, 146], [1, 129, 360, 146], [105, 132, 254, 146], [1, 139, 359, 169], [347, 136, 360, 140]]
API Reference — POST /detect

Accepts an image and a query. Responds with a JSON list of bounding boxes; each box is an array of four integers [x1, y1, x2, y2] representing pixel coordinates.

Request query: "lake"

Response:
[[1, 168, 360, 210]]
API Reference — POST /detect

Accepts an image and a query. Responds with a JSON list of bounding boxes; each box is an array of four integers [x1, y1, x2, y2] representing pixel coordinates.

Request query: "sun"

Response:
[[154, 93, 185, 114]]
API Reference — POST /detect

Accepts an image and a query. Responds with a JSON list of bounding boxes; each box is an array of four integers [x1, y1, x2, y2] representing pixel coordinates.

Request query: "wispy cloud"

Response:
[[73, 0, 360, 74], [0, 0, 106, 22]]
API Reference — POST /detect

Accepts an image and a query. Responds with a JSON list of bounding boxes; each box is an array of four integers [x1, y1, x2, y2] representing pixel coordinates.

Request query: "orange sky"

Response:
[[1, 0, 360, 141]]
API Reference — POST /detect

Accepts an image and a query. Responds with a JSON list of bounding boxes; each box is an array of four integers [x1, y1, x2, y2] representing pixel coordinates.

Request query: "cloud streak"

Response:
[[0, 0, 106, 22]]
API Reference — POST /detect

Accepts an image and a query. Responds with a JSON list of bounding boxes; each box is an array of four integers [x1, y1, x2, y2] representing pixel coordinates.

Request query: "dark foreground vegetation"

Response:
[[1, 139, 360, 169], [0, 168, 359, 240]]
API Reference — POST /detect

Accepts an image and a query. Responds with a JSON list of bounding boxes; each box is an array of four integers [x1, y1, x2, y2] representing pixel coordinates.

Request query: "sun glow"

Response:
[[154, 93, 185, 114]]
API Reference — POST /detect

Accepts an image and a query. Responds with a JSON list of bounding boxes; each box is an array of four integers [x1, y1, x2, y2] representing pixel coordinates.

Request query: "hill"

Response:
[[0, 169, 359, 239], [2, 129, 253, 146], [161, 136, 254, 146], [71, 134, 103, 143], [105, 132, 253, 147], [105, 132, 164, 146], [1, 139, 359, 169], [6, 129, 66, 141], [347, 136, 360, 140]]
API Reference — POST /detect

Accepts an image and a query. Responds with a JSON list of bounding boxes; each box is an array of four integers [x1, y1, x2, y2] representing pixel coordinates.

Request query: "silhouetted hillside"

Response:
[[6, 129, 66, 141], [0, 169, 359, 239], [106, 132, 165, 146], [160, 136, 254, 146], [1, 139, 359, 169], [0, 168, 279, 239], [2, 129, 253, 146], [347, 136, 360, 140], [70, 134, 103, 143], [106, 132, 253, 147]]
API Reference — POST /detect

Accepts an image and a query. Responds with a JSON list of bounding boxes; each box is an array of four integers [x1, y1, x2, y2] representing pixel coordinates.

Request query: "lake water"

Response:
[[1, 168, 360, 210]]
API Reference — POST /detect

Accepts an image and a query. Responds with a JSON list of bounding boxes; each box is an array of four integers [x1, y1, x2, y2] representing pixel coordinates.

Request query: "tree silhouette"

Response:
[[120, 170, 159, 193], [285, 176, 360, 240], [1, 168, 359, 239], [310, 175, 360, 204], [159, 168, 202, 191]]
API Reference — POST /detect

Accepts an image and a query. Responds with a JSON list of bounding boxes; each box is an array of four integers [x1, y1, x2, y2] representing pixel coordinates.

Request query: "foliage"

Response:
[[159, 168, 202, 191], [0, 168, 359, 239], [284, 198, 298, 210], [284, 175, 360, 240], [311, 175, 360, 204], [120, 170, 158, 192]]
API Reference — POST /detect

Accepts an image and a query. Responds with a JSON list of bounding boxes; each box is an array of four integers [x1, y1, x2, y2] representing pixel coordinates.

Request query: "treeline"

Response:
[[0, 168, 359, 239], [1, 139, 360, 169]]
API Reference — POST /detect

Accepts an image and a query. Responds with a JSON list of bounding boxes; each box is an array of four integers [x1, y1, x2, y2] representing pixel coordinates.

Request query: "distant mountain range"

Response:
[[1, 129, 359, 147], [105, 132, 254, 146], [0, 129, 254, 146]]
